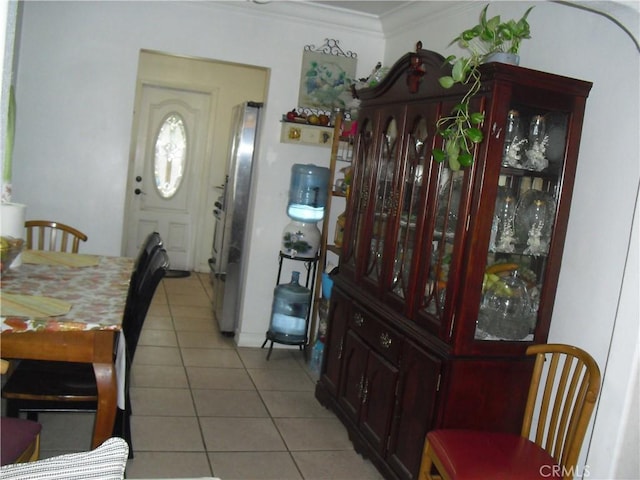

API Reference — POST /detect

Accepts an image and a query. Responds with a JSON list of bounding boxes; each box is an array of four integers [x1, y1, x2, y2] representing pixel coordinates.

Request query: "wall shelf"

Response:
[[280, 122, 334, 147]]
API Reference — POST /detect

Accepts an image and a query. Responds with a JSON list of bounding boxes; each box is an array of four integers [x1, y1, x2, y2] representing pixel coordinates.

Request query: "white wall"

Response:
[[383, 2, 639, 478], [6, 1, 639, 478], [8, 1, 384, 345]]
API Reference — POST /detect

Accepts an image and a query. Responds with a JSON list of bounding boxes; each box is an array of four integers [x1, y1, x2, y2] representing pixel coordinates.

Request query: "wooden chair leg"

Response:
[[420, 439, 446, 480], [28, 434, 40, 462], [12, 433, 40, 464]]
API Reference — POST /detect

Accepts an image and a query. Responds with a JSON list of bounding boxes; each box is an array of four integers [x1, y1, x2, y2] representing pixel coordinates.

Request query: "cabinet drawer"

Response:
[[349, 308, 402, 363]]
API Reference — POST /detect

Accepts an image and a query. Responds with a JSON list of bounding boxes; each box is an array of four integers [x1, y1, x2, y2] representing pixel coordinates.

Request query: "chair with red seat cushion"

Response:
[[420, 344, 601, 480], [0, 417, 42, 465]]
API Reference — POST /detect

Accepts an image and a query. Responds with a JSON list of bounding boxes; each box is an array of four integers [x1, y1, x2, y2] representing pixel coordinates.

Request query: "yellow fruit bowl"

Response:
[[0, 236, 25, 274]]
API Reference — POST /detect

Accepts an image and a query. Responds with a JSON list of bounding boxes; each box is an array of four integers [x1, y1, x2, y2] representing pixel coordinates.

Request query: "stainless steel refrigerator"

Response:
[[209, 101, 262, 334]]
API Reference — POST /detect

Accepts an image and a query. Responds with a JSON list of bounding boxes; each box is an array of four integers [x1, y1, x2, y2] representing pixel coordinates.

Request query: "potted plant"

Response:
[[433, 4, 534, 170]]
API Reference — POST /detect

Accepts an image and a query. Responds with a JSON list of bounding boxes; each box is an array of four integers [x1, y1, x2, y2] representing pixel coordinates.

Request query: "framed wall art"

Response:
[[297, 39, 357, 113]]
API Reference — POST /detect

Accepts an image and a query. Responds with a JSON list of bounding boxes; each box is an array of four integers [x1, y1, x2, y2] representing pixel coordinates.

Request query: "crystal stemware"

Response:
[[515, 189, 556, 256], [524, 115, 549, 171], [502, 110, 525, 167]]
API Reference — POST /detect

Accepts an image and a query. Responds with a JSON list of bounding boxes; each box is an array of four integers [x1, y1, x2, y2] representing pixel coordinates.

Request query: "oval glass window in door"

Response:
[[154, 113, 187, 198]]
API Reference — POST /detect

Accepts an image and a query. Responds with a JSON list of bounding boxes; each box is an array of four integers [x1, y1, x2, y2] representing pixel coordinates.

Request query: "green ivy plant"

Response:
[[433, 4, 534, 170]]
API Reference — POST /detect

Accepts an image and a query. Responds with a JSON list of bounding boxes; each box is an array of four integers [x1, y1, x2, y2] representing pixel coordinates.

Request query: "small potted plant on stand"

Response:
[[433, 4, 534, 170]]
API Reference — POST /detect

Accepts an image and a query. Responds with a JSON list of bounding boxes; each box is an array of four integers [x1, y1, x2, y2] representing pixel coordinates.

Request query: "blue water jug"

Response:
[[268, 271, 311, 342], [287, 164, 330, 222]]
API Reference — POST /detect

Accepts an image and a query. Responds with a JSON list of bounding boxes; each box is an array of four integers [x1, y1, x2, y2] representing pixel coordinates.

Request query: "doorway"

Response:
[[123, 50, 269, 270]]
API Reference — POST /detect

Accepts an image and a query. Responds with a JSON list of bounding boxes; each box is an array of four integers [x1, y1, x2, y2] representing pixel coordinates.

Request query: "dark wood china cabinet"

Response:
[[315, 46, 592, 480]]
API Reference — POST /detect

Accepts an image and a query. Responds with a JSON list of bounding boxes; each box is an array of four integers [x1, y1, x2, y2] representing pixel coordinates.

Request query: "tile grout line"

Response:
[[192, 274, 306, 477], [169, 276, 217, 477]]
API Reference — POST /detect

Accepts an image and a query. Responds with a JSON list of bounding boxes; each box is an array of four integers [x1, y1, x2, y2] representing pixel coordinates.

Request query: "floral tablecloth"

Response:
[[0, 254, 133, 332]]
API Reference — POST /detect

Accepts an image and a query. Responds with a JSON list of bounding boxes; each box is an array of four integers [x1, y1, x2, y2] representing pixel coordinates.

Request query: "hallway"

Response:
[[35, 272, 383, 479]]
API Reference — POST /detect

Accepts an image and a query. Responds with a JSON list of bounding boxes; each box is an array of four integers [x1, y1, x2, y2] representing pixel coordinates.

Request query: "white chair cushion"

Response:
[[0, 437, 128, 480]]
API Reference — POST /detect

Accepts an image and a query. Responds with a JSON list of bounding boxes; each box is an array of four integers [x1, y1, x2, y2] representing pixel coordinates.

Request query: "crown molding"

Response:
[[185, 1, 639, 50], [194, 1, 385, 36]]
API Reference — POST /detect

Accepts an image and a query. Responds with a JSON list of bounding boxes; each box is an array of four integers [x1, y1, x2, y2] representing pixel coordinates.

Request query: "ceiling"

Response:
[[311, 1, 416, 17]]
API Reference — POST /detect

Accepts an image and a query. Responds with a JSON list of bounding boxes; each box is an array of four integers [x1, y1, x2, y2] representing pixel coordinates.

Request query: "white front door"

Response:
[[122, 51, 269, 271], [124, 84, 212, 269]]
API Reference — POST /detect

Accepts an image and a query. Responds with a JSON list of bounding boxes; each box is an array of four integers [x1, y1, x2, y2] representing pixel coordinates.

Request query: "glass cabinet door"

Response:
[[419, 165, 466, 320], [413, 98, 479, 333], [389, 116, 428, 301], [363, 116, 399, 287], [475, 107, 569, 342], [342, 118, 375, 275]]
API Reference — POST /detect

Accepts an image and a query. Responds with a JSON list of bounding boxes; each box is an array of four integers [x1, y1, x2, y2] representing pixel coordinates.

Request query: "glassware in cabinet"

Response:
[[363, 116, 399, 288], [340, 118, 374, 277], [315, 48, 592, 480], [419, 167, 464, 319], [389, 116, 428, 300], [475, 107, 570, 342]]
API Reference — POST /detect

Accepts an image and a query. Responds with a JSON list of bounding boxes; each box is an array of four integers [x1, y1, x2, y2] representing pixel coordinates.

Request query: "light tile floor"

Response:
[[30, 273, 383, 479]]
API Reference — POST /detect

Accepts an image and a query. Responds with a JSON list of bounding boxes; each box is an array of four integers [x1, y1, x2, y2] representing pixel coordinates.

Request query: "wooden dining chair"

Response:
[[126, 232, 163, 306], [25, 220, 88, 253], [419, 344, 601, 480], [0, 417, 42, 466], [133, 232, 163, 276], [1, 246, 170, 458], [0, 361, 43, 466]]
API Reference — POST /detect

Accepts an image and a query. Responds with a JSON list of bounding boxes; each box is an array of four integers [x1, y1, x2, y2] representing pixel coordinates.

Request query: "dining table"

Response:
[[0, 250, 133, 448]]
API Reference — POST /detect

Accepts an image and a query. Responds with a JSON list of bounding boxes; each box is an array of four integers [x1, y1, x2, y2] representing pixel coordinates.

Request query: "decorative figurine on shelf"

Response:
[[496, 221, 517, 253], [503, 137, 527, 167], [406, 41, 426, 93], [524, 222, 547, 255], [516, 190, 555, 257], [407, 54, 426, 93], [489, 218, 499, 252], [491, 189, 517, 253], [522, 198, 551, 256], [524, 115, 549, 171], [502, 110, 526, 168]]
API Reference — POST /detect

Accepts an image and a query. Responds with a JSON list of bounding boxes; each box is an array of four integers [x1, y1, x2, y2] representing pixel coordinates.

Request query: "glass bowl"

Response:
[[477, 272, 534, 340], [0, 236, 25, 274]]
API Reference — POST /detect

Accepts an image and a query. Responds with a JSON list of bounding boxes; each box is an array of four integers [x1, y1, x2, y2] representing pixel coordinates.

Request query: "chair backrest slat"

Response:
[[25, 220, 87, 253], [523, 344, 601, 480], [558, 359, 590, 468]]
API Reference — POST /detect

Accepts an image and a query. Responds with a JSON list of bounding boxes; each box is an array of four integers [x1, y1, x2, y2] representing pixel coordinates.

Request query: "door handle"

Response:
[[134, 188, 146, 195]]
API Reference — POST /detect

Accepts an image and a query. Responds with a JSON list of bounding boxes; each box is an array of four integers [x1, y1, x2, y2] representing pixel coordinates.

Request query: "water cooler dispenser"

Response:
[[281, 164, 330, 259], [262, 164, 330, 359]]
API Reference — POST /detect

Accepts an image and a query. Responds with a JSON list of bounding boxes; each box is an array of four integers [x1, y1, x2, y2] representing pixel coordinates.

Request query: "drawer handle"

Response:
[[354, 313, 364, 327], [357, 374, 365, 400], [380, 332, 392, 349], [361, 378, 369, 404]]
